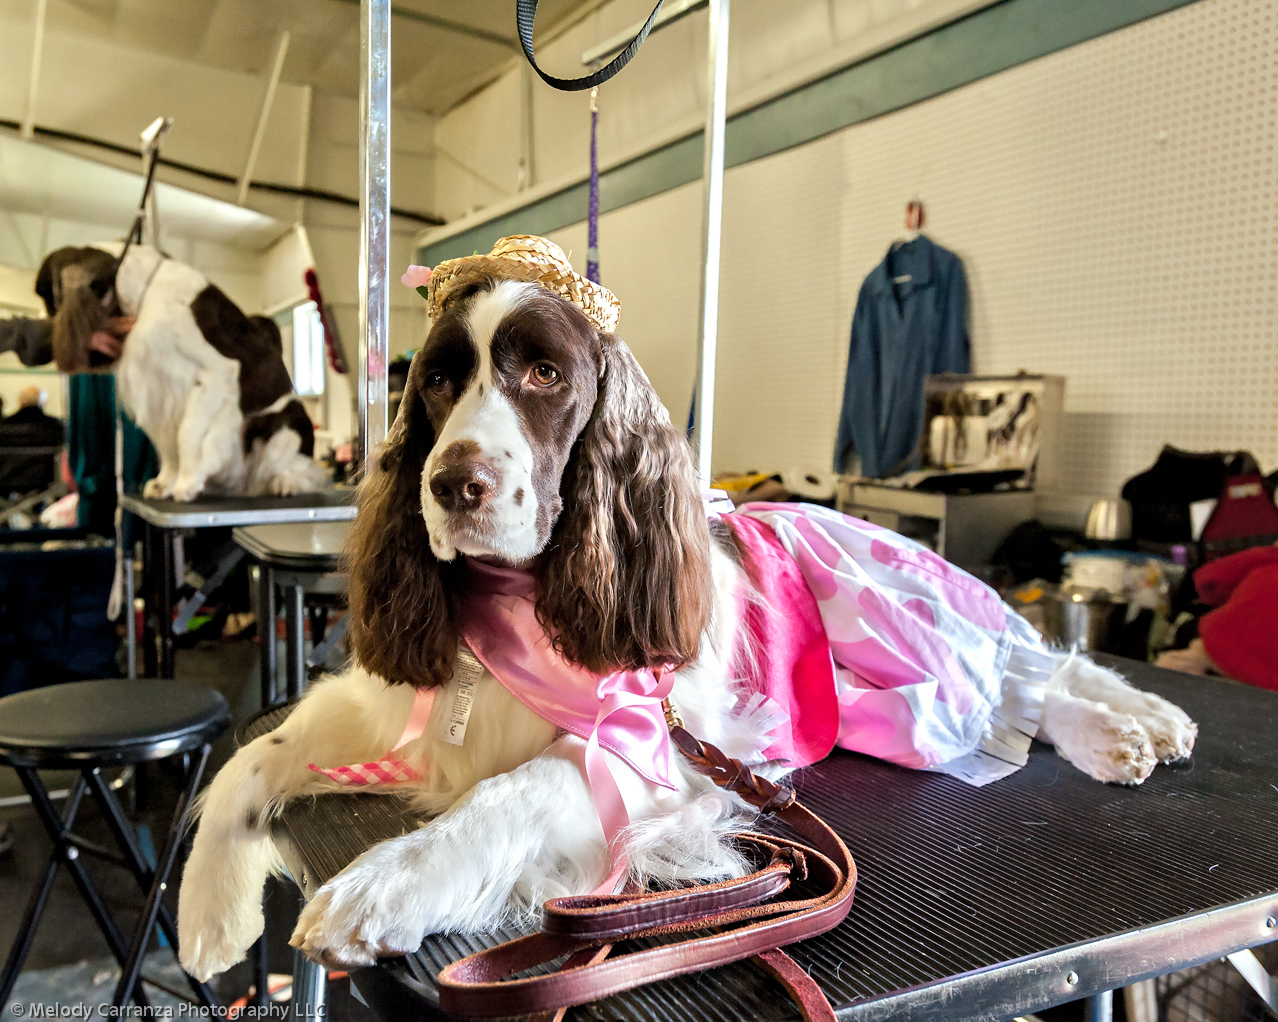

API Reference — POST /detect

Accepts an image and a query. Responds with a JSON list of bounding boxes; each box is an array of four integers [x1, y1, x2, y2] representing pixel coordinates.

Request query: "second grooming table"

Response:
[[122, 491, 355, 679], [233, 521, 352, 706]]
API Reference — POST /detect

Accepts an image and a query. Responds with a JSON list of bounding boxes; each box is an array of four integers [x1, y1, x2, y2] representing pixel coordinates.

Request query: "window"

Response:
[[292, 301, 325, 397]]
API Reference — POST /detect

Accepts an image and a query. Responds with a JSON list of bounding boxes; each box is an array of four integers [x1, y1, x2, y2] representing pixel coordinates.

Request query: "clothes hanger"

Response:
[[890, 198, 925, 282]]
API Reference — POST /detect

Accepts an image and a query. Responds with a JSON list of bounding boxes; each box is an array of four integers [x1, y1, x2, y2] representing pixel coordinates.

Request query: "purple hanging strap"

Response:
[[587, 87, 600, 284]]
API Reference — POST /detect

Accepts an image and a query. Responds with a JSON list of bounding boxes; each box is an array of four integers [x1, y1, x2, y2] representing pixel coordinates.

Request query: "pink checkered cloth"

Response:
[[308, 758, 422, 785], [306, 685, 438, 786]]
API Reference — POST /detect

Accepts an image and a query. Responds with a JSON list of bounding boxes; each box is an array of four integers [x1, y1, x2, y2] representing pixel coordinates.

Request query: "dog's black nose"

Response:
[[430, 460, 498, 511]]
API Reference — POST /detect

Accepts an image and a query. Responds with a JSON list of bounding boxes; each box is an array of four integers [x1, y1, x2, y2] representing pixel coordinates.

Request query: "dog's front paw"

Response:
[[171, 475, 206, 502], [1058, 715, 1157, 785], [177, 874, 264, 982], [143, 476, 174, 499], [1133, 697, 1197, 763], [290, 849, 430, 968]]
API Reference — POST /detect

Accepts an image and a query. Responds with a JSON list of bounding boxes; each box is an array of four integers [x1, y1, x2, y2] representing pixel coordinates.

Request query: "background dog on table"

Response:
[[40, 243, 326, 502]]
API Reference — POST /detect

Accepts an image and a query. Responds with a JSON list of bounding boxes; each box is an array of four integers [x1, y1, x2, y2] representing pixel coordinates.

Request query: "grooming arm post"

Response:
[[692, 0, 729, 488], [358, 0, 391, 471]]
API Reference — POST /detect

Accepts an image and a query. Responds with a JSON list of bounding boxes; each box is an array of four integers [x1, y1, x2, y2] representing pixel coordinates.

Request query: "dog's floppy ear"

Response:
[[538, 332, 713, 674], [345, 352, 460, 687], [39, 247, 119, 374]]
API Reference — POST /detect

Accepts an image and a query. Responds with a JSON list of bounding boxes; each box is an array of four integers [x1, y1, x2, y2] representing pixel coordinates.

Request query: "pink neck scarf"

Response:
[[457, 560, 676, 892], [456, 559, 676, 791]]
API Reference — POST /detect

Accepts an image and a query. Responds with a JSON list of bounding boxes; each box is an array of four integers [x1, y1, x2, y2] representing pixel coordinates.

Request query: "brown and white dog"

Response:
[[176, 277, 1196, 979], [40, 243, 327, 501]]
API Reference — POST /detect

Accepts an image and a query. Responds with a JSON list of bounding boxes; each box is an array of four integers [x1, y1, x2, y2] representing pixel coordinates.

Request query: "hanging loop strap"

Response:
[[516, 0, 665, 92]]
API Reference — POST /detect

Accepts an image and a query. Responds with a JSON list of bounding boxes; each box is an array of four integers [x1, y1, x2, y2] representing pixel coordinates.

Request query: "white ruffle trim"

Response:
[[927, 608, 1055, 787]]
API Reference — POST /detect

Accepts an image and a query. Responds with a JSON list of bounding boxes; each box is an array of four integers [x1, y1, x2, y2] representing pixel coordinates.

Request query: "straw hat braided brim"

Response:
[[426, 235, 620, 333]]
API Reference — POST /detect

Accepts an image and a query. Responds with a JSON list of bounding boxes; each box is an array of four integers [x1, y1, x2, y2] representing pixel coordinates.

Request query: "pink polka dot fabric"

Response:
[[736, 503, 1052, 778]]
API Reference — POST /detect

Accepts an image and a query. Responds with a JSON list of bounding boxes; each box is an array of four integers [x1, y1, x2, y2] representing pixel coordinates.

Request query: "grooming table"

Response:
[[121, 491, 355, 679], [233, 521, 351, 706], [243, 656, 1278, 1021]]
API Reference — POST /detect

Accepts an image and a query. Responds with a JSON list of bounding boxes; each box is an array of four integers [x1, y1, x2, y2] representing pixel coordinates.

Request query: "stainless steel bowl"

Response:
[[1041, 588, 1128, 653], [1085, 498, 1133, 541]]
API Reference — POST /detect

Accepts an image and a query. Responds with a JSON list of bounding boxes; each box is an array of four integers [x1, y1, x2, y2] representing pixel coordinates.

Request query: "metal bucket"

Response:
[[1041, 589, 1128, 653]]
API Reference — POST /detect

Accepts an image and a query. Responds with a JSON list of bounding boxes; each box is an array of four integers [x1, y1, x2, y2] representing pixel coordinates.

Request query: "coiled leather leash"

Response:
[[437, 718, 857, 1021]]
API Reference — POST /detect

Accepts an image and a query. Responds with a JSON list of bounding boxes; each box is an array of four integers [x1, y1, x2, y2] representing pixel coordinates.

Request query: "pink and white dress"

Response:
[[313, 501, 1052, 794], [309, 501, 1055, 885], [731, 502, 1054, 786]]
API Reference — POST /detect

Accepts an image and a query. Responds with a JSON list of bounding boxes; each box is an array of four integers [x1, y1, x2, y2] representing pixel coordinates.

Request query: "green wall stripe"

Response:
[[420, 0, 1198, 266]]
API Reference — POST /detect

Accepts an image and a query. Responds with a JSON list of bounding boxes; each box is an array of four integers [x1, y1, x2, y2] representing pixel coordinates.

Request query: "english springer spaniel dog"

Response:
[[40, 244, 327, 501], [177, 266, 1195, 981]]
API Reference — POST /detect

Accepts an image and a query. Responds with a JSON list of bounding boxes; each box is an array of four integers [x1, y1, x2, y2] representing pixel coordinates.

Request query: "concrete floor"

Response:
[[0, 639, 376, 1018]]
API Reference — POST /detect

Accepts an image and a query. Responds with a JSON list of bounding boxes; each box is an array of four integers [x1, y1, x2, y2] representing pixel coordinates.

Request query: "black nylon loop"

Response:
[[516, 0, 665, 92]]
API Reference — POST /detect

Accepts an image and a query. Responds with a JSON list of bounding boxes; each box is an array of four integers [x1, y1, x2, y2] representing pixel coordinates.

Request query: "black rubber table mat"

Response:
[[245, 657, 1278, 1021]]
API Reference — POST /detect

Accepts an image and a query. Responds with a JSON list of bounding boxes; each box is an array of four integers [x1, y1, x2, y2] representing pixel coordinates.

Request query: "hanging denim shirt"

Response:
[[834, 235, 970, 478]]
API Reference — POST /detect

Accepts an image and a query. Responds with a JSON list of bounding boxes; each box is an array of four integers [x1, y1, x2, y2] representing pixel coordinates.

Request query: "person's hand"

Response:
[[89, 316, 135, 360]]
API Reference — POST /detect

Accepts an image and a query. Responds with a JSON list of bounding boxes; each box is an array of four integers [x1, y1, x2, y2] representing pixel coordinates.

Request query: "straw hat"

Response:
[[426, 235, 620, 333]]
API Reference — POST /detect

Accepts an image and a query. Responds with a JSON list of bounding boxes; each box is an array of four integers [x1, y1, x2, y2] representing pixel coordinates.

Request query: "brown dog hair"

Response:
[[39, 247, 119, 374], [537, 332, 713, 674], [345, 351, 463, 689], [345, 298, 714, 688], [51, 283, 111, 374]]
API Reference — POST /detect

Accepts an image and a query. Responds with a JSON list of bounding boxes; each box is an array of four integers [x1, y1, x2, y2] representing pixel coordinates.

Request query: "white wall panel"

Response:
[[538, 0, 1276, 504]]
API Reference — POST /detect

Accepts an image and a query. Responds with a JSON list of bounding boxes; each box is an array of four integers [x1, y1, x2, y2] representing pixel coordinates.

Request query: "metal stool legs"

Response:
[[110, 745, 213, 1007], [0, 775, 131, 1008], [0, 753, 219, 1011]]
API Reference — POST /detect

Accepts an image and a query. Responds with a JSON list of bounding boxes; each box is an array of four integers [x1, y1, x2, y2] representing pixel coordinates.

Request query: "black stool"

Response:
[[0, 679, 231, 1011]]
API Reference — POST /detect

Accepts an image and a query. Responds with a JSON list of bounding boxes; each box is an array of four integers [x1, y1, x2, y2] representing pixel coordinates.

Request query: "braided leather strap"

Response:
[[437, 729, 856, 1019]]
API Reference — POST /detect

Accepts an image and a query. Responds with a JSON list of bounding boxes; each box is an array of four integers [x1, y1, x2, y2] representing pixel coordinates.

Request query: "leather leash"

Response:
[[437, 716, 856, 1020]]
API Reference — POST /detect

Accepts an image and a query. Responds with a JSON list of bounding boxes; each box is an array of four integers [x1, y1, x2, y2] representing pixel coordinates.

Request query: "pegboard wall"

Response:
[[548, 0, 1276, 513]]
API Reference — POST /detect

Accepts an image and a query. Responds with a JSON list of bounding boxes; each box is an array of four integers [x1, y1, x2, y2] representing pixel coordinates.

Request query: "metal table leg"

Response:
[[284, 583, 306, 700], [124, 554, 136, 680], [1084, 990, 1113, 1022], [159, 526, 176, 679], [258, 564, 278, 707], [142, 522, 158, 678], [291, 948, 327, 1020]]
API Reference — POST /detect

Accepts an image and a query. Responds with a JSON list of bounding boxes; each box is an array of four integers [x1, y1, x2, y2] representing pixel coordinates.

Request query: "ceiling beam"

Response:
[[21, 0, 49, 139], [238, 31, 291, 205]]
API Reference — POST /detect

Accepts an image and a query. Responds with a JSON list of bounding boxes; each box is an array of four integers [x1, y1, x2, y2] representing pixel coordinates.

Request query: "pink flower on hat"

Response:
[[401, 265, 432, 290]]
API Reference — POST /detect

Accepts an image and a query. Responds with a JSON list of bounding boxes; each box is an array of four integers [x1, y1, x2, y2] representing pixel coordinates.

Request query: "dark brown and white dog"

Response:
[[176, 278, 1196, 979], [40, 244, 327, 501]]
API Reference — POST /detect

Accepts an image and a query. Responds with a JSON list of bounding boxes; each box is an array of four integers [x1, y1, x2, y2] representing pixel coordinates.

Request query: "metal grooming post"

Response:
[[358, 0, 392, 471], [284, 0, 387, 1015], [692, 0, 730, 487]]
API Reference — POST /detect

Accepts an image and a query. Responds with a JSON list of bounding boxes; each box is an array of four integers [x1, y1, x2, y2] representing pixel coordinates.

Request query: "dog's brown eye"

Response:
[[425, 371, 450, 395], [530, 364, 560, 387]]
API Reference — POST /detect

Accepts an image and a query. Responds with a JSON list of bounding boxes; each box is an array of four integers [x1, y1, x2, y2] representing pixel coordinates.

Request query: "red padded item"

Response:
[[1199, 474, 1278, 560], [1196, 548, 1278, 692]]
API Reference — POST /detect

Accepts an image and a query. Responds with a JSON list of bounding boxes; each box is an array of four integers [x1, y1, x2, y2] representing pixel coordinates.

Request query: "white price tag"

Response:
[[438, 649, 483, 747]]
